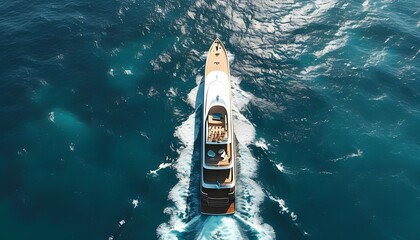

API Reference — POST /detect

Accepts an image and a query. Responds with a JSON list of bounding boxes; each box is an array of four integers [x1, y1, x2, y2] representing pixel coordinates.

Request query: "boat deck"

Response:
[[203, 168, 232, 184], [205, 38, 229, 77], [205, 143, 231, 166]]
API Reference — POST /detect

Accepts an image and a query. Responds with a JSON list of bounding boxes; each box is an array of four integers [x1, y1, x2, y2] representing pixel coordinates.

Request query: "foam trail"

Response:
[[226, 76, 275, 238], [195, 216, 244, 240], [330, 148, 363, 162], [157, 77, 205, 238], [267, 194, 298, 222], [148, 162, 172, 177], [274, 162, 293, 175], [157, 110, 197, 239]]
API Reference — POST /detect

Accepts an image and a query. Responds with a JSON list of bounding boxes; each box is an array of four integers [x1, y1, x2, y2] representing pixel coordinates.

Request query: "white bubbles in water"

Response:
[[118, 220, 125, 226], [69, 142, 75, 151], [255, 138, 269, 151], [48, 111, 55, 122], [132, 199, 139, 208], [148, 163, 172, 177], [291, 212, 298, 221], [123, 69, 133, 75], [268, 194, 298, 222]]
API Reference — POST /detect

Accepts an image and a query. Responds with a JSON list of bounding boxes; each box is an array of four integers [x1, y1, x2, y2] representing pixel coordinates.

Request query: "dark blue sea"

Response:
[[1, 0, 419, 239]]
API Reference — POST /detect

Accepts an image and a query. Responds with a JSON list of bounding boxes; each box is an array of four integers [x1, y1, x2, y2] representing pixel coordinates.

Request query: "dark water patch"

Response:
[[10, 154, 131, 239], [248, 83, 331, 148], [252, 144, 291, 197], [343, 170, 420, 239], [13, 114, 174, 239], [289, 171, 385, 240], [0, 155, 23, 199], [401, 114, 420, 143]]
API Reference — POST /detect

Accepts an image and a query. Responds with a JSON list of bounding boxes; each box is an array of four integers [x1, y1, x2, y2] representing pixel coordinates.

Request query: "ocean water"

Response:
[[1, 0, 419, 239]]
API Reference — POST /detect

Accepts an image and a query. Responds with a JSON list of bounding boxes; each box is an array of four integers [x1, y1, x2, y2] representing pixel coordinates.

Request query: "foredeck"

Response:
[[205, 38, 229, 77]]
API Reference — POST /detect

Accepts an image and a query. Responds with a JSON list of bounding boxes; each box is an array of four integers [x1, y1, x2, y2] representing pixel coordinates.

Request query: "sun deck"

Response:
[[205, 38, 229, 77]]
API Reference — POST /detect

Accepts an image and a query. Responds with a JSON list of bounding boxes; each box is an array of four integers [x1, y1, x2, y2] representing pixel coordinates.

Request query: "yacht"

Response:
[[201, 38, 236, 215]]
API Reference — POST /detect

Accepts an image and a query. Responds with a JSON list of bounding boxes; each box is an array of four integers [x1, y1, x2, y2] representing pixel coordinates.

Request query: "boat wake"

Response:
[[157, 69, 275, 239]]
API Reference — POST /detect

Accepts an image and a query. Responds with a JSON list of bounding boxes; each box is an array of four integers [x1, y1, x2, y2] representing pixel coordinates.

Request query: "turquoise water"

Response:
[[1, 0, 419, 239]]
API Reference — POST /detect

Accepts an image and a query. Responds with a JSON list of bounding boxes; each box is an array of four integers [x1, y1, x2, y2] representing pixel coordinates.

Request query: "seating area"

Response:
[[205, 144, 231, 166], [207, 113, 228, 142]]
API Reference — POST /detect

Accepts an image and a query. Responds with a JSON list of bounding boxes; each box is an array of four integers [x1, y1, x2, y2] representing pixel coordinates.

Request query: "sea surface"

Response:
[[1, 0, 419, 239]]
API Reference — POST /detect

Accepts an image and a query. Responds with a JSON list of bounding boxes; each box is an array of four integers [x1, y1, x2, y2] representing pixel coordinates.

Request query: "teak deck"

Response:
[[207, 105, 229, 143], [205, 38, 229, 77]]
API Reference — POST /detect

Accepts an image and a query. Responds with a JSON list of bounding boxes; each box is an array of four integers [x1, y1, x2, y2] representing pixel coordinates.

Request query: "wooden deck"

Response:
[[207, 124, 227, 142], [205, 38, 229, 77], [207, 105, 229, 143]]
